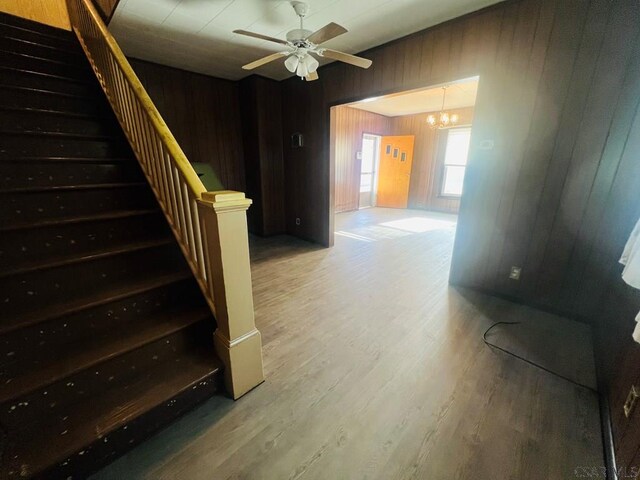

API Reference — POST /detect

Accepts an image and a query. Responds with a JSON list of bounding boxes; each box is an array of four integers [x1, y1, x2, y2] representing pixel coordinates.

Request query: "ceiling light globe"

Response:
[[285, 55, 299, 73]]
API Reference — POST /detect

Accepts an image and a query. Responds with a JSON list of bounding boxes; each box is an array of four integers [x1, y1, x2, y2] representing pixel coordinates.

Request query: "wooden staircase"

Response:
[[0, 12, 224, 478]]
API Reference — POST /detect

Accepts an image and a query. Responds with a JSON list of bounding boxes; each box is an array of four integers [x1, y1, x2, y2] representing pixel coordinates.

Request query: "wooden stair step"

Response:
[[0, 23, 79, 54], [1, 345, 222, 479], [0, 108, 117, 136], [0, 306, 212, 403], [0, 155, 134, 164], [0, 270, 193, 335], [0, 237, 174, 278], [1, 35, 85, 64], [0, 183, 155, 226], [0, 181, 147, 194], [0, 207, 159, 232], [0, 242, 189, 323], [0, 128, 118, 141], [0, 131, 131, 159], [0, 158, 144, 190], [0, 209, 169, 271], [0, 85, 111, 117], [0, 65, 95, 90], [0, 50, 91, 82], [0, 278, 205, 404]]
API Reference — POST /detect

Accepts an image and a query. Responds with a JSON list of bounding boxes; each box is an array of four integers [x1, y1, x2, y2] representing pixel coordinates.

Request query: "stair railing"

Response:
[[65, 0, 264, 399]]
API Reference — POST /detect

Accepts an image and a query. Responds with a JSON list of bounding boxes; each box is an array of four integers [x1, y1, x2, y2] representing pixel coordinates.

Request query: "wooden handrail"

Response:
[[72, 0, 206, 198], [66, 0, 264, 398]]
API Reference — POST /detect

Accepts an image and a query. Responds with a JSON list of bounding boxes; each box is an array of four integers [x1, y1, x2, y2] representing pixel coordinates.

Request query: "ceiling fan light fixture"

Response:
[[302, 54, 319, 73], [285, 55, 299, 73]]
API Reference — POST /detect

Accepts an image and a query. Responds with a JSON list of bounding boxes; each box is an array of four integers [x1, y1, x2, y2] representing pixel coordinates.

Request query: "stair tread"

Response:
[[0, 207, 158, 232], [0, 83, 100, 100], [1, 306, 212, 403], [0, 105, 104, 118], [0, 129, 117, 140], [3, 348, 221, 477], [1, 237, 174, 278], [1, 35, 84, 57], [0, 270, 193, 336], [1, 182, 146, 194], [0, 155, 134, 164], [0, 65, 93, 86], [0, 49, 90, 70]]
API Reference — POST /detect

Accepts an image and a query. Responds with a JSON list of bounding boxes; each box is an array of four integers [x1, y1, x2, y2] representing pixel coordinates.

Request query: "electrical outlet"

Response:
[[509, 266, 522, 280], [295, 217, 301, 226]]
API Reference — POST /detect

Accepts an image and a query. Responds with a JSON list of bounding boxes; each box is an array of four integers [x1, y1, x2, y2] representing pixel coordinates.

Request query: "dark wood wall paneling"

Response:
[[331, 106, 389, 213], [130, 58, 246, 193], [239, 76, 286, 235], [279, 0, 640, 467], [389, 106, 475, 213]]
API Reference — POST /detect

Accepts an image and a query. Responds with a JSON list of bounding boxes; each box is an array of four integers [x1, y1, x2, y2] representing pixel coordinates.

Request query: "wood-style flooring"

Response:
[[92, 208, 604, 480]]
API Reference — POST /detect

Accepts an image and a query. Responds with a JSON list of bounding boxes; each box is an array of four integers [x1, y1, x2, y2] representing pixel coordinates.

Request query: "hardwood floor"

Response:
[[92, 208, 603, 479]]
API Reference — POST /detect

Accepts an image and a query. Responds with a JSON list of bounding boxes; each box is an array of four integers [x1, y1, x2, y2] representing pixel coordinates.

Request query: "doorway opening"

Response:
[[330, 76, 479, 250]]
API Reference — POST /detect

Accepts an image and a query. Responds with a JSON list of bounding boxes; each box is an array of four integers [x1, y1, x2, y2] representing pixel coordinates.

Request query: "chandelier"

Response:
[[427, 86, 459, 129]]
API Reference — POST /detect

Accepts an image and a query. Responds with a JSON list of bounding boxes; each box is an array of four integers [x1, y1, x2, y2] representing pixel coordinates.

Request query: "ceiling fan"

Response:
[[234, 1, 372, 81]]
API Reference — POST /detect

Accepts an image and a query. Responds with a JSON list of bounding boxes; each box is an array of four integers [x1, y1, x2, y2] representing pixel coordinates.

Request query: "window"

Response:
[[441, 127, 471, 197]]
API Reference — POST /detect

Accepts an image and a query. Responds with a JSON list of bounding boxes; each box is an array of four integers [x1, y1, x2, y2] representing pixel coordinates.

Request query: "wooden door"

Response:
[[376, 135, 414, 208]]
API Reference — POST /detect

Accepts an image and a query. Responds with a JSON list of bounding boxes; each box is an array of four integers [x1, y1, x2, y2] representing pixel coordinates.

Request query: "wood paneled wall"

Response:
[[94, 0, 120, 22], [130, 58, 245, 193], [280, 0, 640, 463], [240, 76, 285, 235], [389, 107, 475, 213], [0, 0, 70, 30], [331, 106, 389, 213]]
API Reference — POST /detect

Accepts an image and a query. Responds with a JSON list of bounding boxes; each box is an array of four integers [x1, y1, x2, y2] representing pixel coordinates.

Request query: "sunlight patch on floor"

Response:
[[380, 216, 457, 233], [336, 216, 457, 242]]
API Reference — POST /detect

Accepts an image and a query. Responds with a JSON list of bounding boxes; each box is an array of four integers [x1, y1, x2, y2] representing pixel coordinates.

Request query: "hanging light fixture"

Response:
[[284, 48, 320, 79], [427, 86, 459, 129]]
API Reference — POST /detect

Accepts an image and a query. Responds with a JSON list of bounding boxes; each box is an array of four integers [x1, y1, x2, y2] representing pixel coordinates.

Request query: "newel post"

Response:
[[198, 190, 264, 399]]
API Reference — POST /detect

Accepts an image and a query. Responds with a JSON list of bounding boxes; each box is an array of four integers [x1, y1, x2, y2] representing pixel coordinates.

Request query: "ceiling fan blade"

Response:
[[320, 49, 372, 69], [242, 52, 288, 70], [305, 71, 319, 81], [233, 29, 289, 46], [306, 22, 348, 45]]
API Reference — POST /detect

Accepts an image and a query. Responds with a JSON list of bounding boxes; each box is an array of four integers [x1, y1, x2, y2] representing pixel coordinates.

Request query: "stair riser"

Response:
[[0, 68, 98, 96], [0, 110, 119, 138], [1, 321, 214, 428], [0, 133, 131, 159], [0, 161, 144, 190], [0, 280, 206, 394], [0, 88, 109, 116], [0, 211, 170, 270], [0, 23, 79, 52], [1, 36, 84, 65], [0, 243, 189, 322], [0, 51, 90, 80]]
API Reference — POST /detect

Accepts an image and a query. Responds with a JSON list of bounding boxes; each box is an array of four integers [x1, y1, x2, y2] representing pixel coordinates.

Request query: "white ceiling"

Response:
[[348, 77, 479, 117], [109, 0, 502, 81]]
